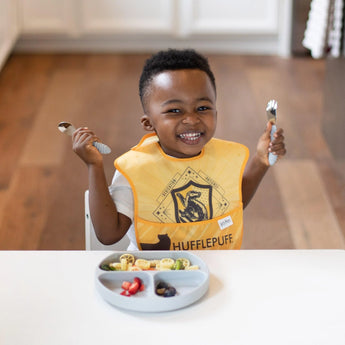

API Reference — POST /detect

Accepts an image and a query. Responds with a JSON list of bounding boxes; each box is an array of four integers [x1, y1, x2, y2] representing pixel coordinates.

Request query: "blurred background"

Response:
[[0, 0, 344, 250]]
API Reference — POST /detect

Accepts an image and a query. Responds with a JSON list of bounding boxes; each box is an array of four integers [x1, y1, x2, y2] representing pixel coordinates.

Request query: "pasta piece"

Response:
[[149, 260, 160, 268], [160, 258, 175, 269], [109, 262, 122, 270], [120, 254, 135, 265], [177, 258, 190, 269], [186, 265, 199, 270], [135, 259, 151, 270], [120, 258, 127, 271]]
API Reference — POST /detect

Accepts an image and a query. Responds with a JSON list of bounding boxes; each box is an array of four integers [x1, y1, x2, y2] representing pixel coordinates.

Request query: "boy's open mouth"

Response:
[[178, 132, 202, 144]]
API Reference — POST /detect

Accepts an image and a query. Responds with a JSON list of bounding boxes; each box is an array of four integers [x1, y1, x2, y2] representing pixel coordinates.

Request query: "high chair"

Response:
[[84, 190, 129, 250]]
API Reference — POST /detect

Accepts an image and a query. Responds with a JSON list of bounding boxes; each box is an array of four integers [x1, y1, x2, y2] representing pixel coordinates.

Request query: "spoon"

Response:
[[58, 122, 111, 154]]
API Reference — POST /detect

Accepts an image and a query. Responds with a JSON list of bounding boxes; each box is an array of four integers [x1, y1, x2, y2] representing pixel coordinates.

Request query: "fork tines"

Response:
[[266, 99, 277, 114]]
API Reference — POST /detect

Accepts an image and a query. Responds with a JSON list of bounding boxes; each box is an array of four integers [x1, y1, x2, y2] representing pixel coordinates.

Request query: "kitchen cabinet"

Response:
[[0, 0, 19, 70], [80, 0, 175, 35], [15, 0, 292, 56], [18, 0, 76, 35]]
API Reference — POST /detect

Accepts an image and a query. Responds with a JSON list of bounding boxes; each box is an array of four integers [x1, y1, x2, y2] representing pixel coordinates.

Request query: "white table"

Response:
[[1, 250, 344, 345]]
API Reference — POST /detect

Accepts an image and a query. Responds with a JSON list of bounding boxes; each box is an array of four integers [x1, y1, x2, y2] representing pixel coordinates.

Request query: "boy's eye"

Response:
[[198, 106, 209, 111], [167, 109, 181, 113]]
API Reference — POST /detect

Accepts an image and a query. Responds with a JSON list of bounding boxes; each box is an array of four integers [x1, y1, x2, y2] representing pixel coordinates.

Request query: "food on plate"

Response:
[[109, 262, 122, 270], [120, 258, 128, 271], [156, 281, 169, 295], [163, 286, 177, 297], [120, 277, 145, 297], [158, 258, 175, 270], [155, 281, 177, 297], [100, 254, 199, 271], [185, 265, 199, 270], [120, 253, 135, 264], [134, 259, 151, 270], [149, 259, 160, 268], [177, 258, 190, 269]]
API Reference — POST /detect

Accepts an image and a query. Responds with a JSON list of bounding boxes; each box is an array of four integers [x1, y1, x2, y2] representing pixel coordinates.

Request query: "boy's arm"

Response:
[[72, 128, 131, 245], [88, 163, 131, 244], [242, 122, 286, 209]]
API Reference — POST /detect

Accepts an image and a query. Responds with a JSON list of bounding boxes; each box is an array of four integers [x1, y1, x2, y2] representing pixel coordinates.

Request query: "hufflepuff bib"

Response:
[[115, 133, 249, 250]]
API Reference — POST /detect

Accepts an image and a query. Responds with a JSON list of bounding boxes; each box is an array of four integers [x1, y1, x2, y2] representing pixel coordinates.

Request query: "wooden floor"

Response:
[[0, 53, 344, 250]]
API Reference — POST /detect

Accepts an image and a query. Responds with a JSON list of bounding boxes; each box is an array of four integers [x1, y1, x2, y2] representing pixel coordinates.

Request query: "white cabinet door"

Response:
[[19, 0, 76, 34], [177, 0, 278, 36], [0, 0, 19, 70], [80, 0, 175, 34]]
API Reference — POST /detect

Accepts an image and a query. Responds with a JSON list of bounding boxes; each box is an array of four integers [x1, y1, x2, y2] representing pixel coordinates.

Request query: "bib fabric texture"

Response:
[[115, 133, 249, 250]]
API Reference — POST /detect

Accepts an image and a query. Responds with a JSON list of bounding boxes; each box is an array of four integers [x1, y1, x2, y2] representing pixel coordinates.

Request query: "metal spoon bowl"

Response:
[[58, 122, 76, 136]]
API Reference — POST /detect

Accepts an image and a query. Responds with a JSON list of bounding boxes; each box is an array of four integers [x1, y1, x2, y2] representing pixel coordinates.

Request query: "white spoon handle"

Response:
[[58, 122, 111, 155]]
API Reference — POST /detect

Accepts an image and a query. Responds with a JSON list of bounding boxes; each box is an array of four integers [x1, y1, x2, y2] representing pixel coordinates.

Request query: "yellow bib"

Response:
[[115, 133, 249, 250]]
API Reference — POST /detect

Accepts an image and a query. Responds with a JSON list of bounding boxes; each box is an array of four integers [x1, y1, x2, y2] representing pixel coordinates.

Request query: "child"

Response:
[[72, 49, 286, 251]]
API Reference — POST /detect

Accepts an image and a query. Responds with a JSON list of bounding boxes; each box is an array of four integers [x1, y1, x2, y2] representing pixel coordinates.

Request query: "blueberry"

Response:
[[156, 281, 169, 296], [156, 282, 169, 290], [163, 286, 177, 297]]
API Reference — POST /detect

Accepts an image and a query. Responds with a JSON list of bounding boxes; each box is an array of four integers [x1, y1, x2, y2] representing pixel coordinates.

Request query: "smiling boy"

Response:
[[72, 49, 286, 250]]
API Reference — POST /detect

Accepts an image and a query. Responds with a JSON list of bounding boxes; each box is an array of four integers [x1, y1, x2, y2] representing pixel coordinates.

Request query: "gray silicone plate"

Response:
[[95, 251, 209, 312]]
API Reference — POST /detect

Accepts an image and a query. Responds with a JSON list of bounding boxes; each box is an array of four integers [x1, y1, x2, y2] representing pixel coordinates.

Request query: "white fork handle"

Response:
[[268, 124, 277, 166], [92, 141, 111, 154]]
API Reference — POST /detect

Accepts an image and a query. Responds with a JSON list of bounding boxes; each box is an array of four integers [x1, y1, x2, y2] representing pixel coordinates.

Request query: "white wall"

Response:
[[0, 0, 19, 70]]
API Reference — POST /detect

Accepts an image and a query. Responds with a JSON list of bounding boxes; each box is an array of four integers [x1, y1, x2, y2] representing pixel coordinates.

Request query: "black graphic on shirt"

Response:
[[171, 181, 212, 223], [153, 167, 229, 223], [140, 234, 171, 250]]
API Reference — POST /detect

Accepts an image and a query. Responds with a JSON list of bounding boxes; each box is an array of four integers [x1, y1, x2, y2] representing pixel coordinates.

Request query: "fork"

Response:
[[266, 100, 278, 166]]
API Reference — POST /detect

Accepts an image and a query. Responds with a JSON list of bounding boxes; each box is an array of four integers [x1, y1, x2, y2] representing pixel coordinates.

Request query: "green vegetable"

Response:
[[174, 259, 184, 270], [100, 263, 117, 271], [100, 264, 111, 271]]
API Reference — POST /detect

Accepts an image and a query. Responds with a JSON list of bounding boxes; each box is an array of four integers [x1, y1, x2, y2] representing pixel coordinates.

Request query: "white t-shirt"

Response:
[[108, 170, 138, 250]]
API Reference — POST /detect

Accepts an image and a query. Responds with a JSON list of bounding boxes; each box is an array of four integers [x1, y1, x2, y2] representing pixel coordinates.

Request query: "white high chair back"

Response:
[[84, 190, 130, 250]]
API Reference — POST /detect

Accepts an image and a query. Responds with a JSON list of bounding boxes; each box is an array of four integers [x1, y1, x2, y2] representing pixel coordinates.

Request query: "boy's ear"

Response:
[[140, 114, 154, 131]]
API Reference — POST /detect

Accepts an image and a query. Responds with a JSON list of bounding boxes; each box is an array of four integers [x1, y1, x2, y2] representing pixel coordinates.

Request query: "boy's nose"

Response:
[[182, 112, 200, 125]]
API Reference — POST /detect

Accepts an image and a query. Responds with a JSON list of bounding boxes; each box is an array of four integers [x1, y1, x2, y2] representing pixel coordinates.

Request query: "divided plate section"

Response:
[[99, 271, 155, 297], [95, 251, 209, 312]]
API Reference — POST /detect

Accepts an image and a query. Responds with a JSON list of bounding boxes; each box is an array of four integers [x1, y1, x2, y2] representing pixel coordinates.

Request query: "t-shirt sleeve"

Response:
[[108, 170, 134, 222]]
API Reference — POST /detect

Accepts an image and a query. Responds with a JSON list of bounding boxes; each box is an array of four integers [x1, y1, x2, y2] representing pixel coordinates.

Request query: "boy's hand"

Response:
[[256, 121, 286, 166], [72, 127, 103, 166]]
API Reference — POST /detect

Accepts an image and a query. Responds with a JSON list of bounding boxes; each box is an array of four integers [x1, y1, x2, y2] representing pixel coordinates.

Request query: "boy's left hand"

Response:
[[256, 121, 286, 166]]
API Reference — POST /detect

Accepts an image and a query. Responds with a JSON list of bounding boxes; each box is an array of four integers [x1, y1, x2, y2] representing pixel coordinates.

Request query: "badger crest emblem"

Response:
[[171, 181, 212, 223]]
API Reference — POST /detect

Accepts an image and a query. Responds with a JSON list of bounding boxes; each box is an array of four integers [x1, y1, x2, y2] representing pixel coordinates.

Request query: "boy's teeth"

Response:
[[179, 133, 201, 140]]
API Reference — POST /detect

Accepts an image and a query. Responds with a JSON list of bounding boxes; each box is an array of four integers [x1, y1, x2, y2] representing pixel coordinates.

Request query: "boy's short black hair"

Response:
[[139, 49, 216, 109]]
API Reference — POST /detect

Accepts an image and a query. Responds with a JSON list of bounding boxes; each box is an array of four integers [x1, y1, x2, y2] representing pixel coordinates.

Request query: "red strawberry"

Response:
[[121, 281, 131, 291], [133, 277, 142, 288], [128, 281, 140, 295], [120, 290, 130, 297]]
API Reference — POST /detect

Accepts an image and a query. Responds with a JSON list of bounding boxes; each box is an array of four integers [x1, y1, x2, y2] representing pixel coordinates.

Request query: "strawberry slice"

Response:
[[128, 281, 140, 295], [120, 277, 144, 296], [120, 290, 130, 297], [121, 281, 131, 291], [133, 277, 142, 288]]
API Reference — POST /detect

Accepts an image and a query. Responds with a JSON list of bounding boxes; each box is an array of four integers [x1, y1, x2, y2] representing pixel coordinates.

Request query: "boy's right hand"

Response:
[[72, 127, 103, 166]]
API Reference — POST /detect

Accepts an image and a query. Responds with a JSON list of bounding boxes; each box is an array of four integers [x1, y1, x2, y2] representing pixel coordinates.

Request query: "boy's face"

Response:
[[141, 69, 217, 158]]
